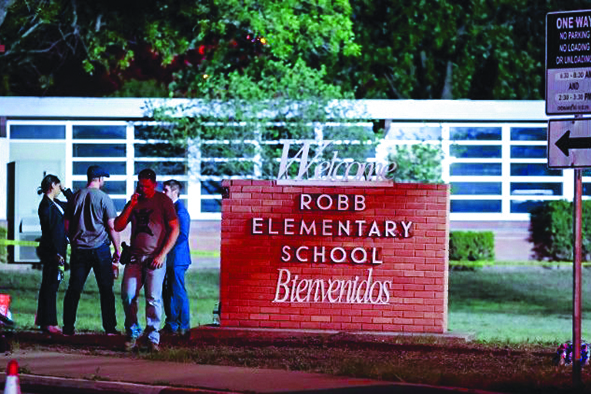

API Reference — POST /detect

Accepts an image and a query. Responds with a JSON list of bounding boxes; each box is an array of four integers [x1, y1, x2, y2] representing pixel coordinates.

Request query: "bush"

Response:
[[0, 227, 6, 264], [449, 260, 494, 270], [529, 200, 591, 261], [449, 231, 495, 262]]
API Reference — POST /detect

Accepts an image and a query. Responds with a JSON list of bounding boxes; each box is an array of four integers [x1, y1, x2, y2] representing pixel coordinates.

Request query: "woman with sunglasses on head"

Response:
[[36, 174, 73, 334]]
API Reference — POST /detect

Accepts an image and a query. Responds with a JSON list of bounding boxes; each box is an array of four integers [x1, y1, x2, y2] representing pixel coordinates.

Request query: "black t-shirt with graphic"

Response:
[[128, 191, 177, 255]]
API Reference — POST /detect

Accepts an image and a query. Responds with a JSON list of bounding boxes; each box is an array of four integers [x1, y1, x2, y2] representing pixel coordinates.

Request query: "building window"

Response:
[[510, 145, 546, 159], [73, 144, 126, 157], [510, 200, 545, 213], [73, 161, 126, 176], [511, 127, 546, 141], [510, 163, 561, 177], [450, 163, 502, 176], [200, 161, 255, 177], [451, 182, 502, 195], [582, 183, 591, 196], [201, 143, 257, 158], [72, 180, 127, 194], [510, 182, 562, 196], [135, 143, 186, 158], [451, 200, 502, 213], [134, 161, 187, 176], [386, 125, 442, 140], [450, 145, 501, 158], [201, 199, 222, 213], [73, 125, 126, 139], [450, 127, 502, 141], [10, 125, 65, 139], [201, 180, 223, 195]]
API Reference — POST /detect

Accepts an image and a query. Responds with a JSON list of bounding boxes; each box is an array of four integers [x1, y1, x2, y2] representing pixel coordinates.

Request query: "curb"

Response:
[[1, 374, 237, 394], [2, 374, 506, 394]]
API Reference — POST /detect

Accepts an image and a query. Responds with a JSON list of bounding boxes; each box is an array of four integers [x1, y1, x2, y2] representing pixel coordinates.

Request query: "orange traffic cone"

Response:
[[0, 294, 11, 320], [3, 360, 21, 394]]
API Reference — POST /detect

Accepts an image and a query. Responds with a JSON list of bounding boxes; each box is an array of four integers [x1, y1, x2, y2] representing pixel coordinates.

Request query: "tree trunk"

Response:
[[441, 60, 453, 99]]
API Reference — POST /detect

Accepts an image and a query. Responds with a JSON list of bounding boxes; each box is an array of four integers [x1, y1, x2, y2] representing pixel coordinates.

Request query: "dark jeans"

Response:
[[35, 258, 61, 327], [163, 263, 191, 332], [63, 243, 117, 332]]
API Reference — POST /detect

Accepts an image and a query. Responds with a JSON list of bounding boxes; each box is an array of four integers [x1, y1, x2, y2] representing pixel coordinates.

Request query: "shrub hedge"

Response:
[[529, 200, 591, 261], [449, 231, 495, 261]]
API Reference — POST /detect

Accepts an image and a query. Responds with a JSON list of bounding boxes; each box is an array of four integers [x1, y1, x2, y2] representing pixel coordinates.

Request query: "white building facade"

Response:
[[0, 97, 561, 261]]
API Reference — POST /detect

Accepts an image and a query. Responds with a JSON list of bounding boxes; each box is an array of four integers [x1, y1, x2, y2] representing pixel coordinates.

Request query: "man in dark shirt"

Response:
[[114, 168, 179, 351]]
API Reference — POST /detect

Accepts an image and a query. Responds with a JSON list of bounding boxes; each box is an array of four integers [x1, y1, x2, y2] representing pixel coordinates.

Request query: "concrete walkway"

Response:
[[0, 349, 502, 394], [0, 327, 495, 394], [1, 350, 391, 393]]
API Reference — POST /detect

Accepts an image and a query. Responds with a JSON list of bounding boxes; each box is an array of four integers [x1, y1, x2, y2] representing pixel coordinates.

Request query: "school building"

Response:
[[0, 97, 559, 263]]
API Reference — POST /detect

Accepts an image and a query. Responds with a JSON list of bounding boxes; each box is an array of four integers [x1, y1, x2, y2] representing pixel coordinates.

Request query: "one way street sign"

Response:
[[548, 118, 591, 168]]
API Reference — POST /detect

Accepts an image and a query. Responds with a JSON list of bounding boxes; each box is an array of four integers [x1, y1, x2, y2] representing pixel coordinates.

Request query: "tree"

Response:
[[147, 59, 379, 181], [0, 0, 359, 96], [387, 142, 443, 183], [333, 0, 570, 99], [3, 0, 575, 99], [102, 0, 375, 181]]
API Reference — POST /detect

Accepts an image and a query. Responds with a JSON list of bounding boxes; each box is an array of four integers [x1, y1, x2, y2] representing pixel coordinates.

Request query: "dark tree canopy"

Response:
[[0, 0, 358, 97], [0, 0, 586, 99]]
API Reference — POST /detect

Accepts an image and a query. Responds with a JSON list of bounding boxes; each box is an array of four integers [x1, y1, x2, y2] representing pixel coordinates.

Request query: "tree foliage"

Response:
[[333, 0, 577, 99], [387, 142, 443, 183], [0, 0, 359, 96], [0, 0, 566, 99], [147, 58, 378, 180]]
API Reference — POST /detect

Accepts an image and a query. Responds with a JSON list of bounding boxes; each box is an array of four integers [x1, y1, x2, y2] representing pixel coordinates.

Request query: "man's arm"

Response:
[[151, 219, 180, 269], [114, 193, 138, 232], [176, 205, 190, 245], [107, 218, 121, 258]]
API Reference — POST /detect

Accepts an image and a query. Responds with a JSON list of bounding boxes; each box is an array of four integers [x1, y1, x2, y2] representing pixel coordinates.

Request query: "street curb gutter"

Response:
[[1, 374, 237, 394]]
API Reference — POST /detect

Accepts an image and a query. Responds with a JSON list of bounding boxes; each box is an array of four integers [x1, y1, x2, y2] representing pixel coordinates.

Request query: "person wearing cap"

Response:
[[114, 168, 179, 352], [63, 165, 121, 336]]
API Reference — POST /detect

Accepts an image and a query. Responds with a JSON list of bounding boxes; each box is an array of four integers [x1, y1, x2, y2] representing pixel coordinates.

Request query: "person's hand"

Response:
[[111, 251, 120, 264], [151, 254, 165, 269], [130, 193, 140, 208]]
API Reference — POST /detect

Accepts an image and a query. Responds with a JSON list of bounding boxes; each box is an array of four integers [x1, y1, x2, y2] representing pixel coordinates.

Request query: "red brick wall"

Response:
[[220, 180, 450, 333]]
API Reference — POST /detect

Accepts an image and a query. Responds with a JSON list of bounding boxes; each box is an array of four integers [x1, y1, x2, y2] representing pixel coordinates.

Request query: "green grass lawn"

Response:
[[1, 265, 589, 344], [449, 268, 591, 343], [0, 268, 219, 332]]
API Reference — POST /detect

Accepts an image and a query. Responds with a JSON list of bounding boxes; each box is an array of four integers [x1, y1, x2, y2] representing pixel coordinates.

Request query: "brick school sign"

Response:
[[220, 180, 450, 333]]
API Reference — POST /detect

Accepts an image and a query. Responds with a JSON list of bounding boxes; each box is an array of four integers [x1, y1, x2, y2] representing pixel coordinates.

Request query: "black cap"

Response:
[[87, 165, 110, 180], [138, 168, 156, 182]]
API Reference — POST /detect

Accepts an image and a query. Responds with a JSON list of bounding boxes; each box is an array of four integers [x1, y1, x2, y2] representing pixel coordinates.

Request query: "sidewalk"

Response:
[[1, 350, 397, 393], [0, 350, 501, 394], [0, 330, 497, 394]]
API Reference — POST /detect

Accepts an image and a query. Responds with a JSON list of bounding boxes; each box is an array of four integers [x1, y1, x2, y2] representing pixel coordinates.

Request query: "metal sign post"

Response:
[[574, 166, 583, 384], [547, 10, 591, 386]]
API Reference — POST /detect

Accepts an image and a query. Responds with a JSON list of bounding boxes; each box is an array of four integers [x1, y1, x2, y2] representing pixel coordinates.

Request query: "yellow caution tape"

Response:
[[0, 239, 39, 246]]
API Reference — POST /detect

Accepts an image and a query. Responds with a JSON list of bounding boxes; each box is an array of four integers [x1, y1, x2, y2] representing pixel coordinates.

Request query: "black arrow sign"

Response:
[[556, 130, 591, 157]]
